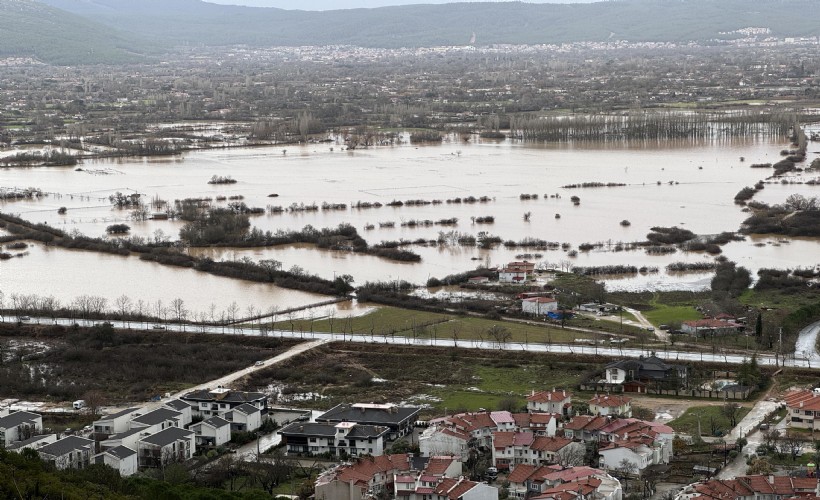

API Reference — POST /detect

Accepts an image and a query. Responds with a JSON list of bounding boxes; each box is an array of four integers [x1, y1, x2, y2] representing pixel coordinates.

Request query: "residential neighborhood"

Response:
[[1, 7, 820, 497]]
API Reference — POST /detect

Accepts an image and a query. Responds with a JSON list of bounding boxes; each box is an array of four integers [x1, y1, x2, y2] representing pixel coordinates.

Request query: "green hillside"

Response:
[[6, 0, 820, 64], [36, 0, 820, 48], [0, 0, 149, 64]]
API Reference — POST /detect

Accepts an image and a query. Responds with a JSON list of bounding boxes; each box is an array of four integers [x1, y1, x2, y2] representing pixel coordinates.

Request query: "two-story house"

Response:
[[279, 421, 390, 457], [181, 387, 267, 419], [0, 411, 43, 448], [527, 390, 572, 416], [589, 395, 632, 418], [38, 436, 95, 470], [316, 403, 420, 441]]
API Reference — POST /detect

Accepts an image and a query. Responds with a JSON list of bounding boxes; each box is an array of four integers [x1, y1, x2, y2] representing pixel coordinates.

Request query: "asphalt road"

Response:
[[6, 315, 820, 369]]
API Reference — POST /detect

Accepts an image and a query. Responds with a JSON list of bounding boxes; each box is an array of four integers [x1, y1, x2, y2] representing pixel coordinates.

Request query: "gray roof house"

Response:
[[181, 387, 267, 419], [162, 400, 193, 427], [224, 403, 262, 433], [93, 407, 140, 439], [6, 434, 57, 452], [604, 355, 688, 390], [316, 403, 420, 440], [138, 427, 195, 468], [190, 416, 231, 447], [38, 436, 95, 470], [130, 408, 183, 433], [0, 411, 43, 447], [279, 421, 390, 457], [94, 445, 138, 477]]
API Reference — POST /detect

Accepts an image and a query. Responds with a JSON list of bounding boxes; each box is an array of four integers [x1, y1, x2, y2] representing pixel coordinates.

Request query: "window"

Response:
[[309, 438, 317, 442]]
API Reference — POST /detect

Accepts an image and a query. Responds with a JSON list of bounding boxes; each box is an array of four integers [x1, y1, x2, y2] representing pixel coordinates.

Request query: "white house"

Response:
[[507, 465, 622, 500], [101, 427, 151, 452], [419, 426, 470, 458], [527, 390, 572, 416], [6, 434, 57, 453], [490, 411, 517, 431], [522, 297, 558, 316], [0, 411, 43, 447], [436, 476, 498, 500], [129, 408, 183, 434], [181, 387, 267, 419], [499, 268, 528, 283], [278, 421, 390, 457], [93, 408, 141, 439], [94, 445, 138, 477], [589, 395, 632, 418], [138, 427, 195, 468], [191, 416, 232, 447], [492, 431, 534, 470], [598, 441, 656, 472], [598, 419, 674, 464], [38, 436, 95, 470], [224, 403, 262, 433], [162, 400, 194, 427]]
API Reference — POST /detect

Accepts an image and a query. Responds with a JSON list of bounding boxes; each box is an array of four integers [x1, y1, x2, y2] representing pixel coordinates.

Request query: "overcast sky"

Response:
[[206, 0, 598, 10]]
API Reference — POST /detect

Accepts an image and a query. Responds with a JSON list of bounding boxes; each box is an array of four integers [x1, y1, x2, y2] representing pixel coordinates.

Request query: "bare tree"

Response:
[[616, 459, 637, 492], [88, 296, 108, 318], [721, 401, 742, 428], [486, 324, 512, 349], [135, 299, 146, 327], [40, 295, 60, 322], [82, 389, 106, 418], [249, 449, 295, 494], [556, 443, 586, 467], [115, 294, 132, 327]]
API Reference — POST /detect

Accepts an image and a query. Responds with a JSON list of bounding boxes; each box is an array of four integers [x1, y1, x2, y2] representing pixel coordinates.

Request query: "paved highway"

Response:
[[6, 315, 820, 369]]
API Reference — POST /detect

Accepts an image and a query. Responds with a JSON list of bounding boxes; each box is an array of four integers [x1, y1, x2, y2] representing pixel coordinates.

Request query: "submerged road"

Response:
[[5, 315, 820, 370], [793, 319, 820, 361]]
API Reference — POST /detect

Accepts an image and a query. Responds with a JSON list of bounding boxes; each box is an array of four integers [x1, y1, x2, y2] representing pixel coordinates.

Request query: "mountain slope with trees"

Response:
[[0, 0, 149, 64], [5, 0, 820, 64], [35, 0, 820, 48]]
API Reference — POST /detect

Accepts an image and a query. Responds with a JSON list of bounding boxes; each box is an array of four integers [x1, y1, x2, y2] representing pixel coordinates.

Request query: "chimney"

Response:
[[548, 393, 552, 401]]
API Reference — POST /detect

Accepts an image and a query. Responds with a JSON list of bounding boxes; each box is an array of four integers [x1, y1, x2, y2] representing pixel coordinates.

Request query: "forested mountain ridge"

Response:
[[3, 0, 820, 65], [0, 0, 149, 64]]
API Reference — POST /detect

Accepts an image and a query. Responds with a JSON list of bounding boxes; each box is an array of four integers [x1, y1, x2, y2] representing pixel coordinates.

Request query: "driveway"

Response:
[[716, 399, 779, 479]]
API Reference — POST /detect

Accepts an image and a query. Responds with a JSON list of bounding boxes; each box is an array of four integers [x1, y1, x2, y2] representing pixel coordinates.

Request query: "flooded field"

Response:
[[2, 132, 820, 307]]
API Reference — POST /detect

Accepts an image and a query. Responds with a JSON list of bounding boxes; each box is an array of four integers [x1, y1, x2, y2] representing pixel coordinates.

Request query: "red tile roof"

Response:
[[589, 394, 632, 408], [507, 463, 539, 484], [524, 297, 558, 304], [691, 475, 818, 500], [424, 457, 455, 476], [527, 390, 572, 403], [563, 416, 609, 431], [335, 453, 410, 485], [785, 390, 820, 411], [530, 413, 558, 425], [683, 319, 738, 329], [531, 436, 573, 452], [433, 478, 481, 500]]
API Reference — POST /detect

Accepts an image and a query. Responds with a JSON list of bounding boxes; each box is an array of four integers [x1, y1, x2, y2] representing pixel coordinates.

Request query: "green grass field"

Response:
[[668, 405, 750, 437], [644, 305, 701, 326], [278, 306, 592, 344]]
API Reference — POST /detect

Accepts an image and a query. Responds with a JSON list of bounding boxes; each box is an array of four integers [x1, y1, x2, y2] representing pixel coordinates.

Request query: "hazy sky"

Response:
[[206, 0, 597, 10]]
